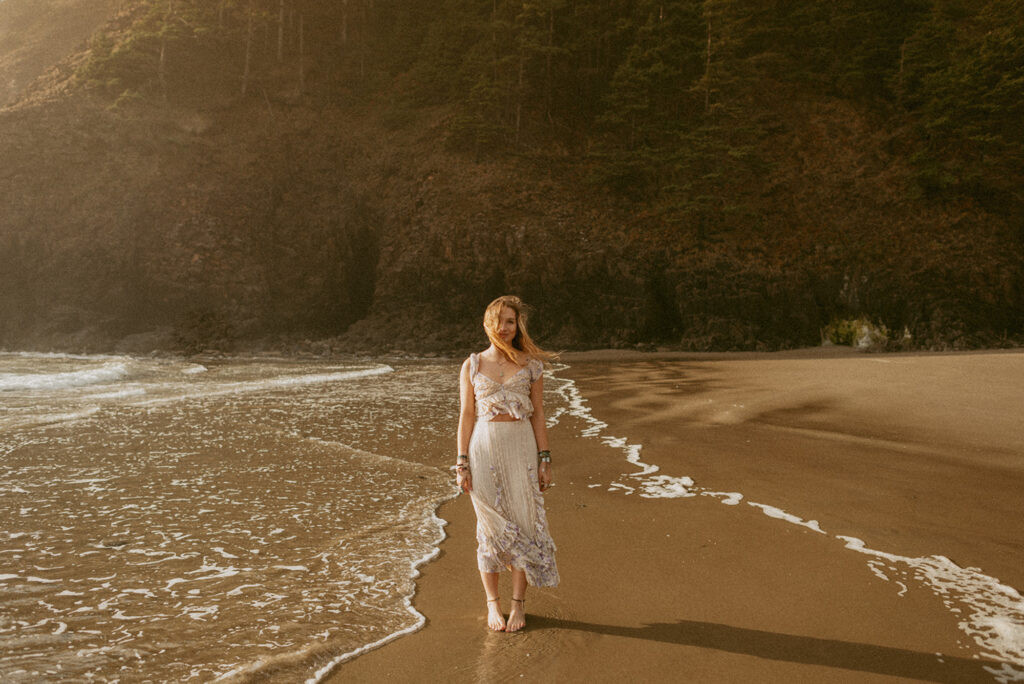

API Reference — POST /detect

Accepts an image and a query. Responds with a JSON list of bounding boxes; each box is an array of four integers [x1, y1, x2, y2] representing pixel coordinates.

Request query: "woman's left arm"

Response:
[[529, 371, 552, 492]]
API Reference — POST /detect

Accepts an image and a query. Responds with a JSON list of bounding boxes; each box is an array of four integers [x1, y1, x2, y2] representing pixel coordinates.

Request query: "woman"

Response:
[[456, 295, 558, 632]]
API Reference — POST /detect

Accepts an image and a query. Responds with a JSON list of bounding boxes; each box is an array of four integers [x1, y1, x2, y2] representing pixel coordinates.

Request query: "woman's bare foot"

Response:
[[506, 598, 526, 632], [486, 597, 506, 631]]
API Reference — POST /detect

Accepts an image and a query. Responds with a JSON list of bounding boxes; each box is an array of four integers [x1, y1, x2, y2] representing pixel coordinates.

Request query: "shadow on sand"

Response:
[[528, 616, 1004, 683]]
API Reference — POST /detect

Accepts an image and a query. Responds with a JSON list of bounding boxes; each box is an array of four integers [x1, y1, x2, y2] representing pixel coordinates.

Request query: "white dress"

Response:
[[467, 353, 559, 587]]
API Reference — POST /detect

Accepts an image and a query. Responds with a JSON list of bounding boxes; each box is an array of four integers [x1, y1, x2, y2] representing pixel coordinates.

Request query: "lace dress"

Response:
[[467, 353, 559, 587]]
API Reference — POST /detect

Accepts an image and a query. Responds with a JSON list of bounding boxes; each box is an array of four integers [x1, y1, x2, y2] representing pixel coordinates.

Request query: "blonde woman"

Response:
[[456, 295, 558, 632]]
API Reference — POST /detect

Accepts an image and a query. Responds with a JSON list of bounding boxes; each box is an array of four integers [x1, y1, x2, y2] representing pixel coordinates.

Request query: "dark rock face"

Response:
[[2, 92, 1021, 355], [0, 99, 385, 353]]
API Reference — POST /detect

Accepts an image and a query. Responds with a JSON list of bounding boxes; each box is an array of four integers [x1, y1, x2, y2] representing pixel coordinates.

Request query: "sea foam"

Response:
[[0, 362, 130, 392], [550, 365, 695, 499]]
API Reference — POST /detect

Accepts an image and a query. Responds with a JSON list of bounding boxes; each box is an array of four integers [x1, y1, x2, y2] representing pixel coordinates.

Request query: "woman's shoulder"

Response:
[[526, 356, 544, 381], [463, 351, 483, 373]]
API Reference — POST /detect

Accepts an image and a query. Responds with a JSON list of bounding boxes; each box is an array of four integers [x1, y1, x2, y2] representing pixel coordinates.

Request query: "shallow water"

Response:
[[0, 353, 461, 681]]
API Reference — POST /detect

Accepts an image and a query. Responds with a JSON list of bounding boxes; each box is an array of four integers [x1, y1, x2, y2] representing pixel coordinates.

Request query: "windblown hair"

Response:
[[483, 295, 558, 365]]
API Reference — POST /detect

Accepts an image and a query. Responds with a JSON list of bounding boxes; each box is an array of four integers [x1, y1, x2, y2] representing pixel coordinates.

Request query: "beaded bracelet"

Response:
[[538, 450, 551, 463]]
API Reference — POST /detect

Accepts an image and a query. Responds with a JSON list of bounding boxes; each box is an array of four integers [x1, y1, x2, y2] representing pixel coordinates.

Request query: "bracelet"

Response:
[[457, 454, 469, 462], [538, 450, 551, 463]]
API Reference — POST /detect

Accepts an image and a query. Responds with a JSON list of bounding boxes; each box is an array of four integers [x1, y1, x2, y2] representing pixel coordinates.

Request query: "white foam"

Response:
[[0, 351, 124, 361], [307, 507, 452, 683], [553, 371, 693, 498], [0, 362, 130, 391], [866, 560, 890, 583], [702, 491, 744, 505], [187, 566, 240, 581], [839, 537, 1024, 669], [985, 662, 1024, 683], [637, 474, 696, 499], [183, 605, 218, 621], [748, 503, 826, 534], [66, 477, 114, 485]]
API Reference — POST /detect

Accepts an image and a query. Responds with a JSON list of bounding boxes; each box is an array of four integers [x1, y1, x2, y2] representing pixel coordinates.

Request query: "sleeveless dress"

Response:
[[467, 353, 559, 587]]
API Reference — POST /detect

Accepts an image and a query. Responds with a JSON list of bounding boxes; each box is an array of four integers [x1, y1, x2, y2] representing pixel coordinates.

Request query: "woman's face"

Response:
[[496, 306, 518, 343]]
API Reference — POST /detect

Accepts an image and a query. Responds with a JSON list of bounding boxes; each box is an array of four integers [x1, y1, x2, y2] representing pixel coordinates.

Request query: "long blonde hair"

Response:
[[483, 295, 558, 365]]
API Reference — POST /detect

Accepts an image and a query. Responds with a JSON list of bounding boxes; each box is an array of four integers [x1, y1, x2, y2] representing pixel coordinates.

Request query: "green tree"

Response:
[[827, 0, 930, 100], [595, 0, 704, 194], [902, 0, 1024, 209]]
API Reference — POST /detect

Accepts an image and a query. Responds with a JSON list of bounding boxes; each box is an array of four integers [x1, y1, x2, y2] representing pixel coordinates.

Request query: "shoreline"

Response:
[[7, 343, 1024, 368], [5, 341, 1024, 365], [327, 350, 1024, 682]]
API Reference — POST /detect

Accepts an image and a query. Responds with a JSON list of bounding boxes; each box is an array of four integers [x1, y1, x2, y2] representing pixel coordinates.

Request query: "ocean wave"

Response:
[[128, 365, 395, 406], [0, 351, 126, 361], [0, 362, 130, 392]]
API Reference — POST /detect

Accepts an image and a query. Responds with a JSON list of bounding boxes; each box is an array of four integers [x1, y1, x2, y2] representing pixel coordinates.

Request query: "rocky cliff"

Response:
[[1, 1, 1021, 355]]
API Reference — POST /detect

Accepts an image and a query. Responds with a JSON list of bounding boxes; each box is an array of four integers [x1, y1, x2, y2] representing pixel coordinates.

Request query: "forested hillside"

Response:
[[1, 0, 1021, 353], [0, 0, 115, 107]]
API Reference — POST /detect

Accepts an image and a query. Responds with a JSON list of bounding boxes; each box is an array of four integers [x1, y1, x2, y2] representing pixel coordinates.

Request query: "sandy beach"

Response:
[[330, 347, 1023, 683]]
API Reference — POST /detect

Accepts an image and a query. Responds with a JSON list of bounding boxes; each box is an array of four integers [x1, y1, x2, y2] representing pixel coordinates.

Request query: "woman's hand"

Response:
[[538, 462, 552, 492], [457, 468, 472, 494]]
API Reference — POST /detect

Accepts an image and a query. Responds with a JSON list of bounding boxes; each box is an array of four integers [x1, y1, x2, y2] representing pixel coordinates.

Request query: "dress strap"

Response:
[[469, 353, 479, 378]]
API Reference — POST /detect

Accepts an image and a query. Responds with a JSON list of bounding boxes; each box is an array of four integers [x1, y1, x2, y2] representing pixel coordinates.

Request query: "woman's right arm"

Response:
[[456, 359, 475, 493]]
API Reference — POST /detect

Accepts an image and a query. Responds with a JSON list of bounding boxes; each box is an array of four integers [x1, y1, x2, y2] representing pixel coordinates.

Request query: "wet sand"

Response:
[[330, 347, 1024, 682]]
